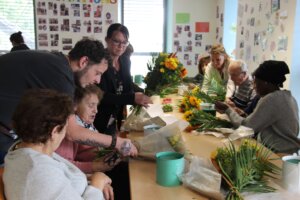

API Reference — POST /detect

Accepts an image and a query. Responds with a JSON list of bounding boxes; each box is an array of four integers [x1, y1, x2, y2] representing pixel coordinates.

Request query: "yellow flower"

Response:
[[160, 68, 165, 73], [189, 96, 198, 106], [164, 58, 178, 70], [192, 86, 200, 94], [210, 150, 218, 159], [183, 110, 193, 121]]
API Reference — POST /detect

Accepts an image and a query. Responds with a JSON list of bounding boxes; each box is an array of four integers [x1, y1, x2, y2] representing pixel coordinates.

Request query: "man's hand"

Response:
[[115, 137, 138, 157]]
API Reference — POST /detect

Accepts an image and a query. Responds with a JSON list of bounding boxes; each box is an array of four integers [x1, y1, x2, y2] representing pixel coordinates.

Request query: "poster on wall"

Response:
[[35, 0, 118, 53], [173, 13, 193, 67]]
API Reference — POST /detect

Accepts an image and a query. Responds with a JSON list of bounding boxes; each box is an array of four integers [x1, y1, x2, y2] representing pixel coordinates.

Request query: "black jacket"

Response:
[[94, 55, 135, 134]]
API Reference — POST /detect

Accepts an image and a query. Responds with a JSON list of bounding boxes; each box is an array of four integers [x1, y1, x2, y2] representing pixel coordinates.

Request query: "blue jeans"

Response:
[[0, 132, 17, 165]]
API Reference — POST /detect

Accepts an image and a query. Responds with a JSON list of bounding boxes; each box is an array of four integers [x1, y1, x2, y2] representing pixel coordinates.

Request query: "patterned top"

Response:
[[230, 76, 256, 109]]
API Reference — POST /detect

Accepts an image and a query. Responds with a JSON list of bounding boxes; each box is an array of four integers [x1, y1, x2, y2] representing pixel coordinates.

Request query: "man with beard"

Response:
[[0, 38, 138, 165]]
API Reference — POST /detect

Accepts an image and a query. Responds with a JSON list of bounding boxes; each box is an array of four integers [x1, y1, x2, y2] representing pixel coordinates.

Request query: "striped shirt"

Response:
[[230, 76, 256, 109]]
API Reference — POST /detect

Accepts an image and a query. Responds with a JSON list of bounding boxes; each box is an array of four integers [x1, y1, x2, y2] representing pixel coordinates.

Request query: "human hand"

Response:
[[234, 107, 247, 117], [116, 137, 138, 157], [92, 155, 116, 172], [90, 172, 112, 191], [225, 98, 235, 107], [215, 101, 229, 113], [134, 92, 152, 107], [103, 184, 114, 200]]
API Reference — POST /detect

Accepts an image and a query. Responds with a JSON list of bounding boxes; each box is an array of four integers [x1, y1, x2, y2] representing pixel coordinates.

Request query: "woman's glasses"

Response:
[[111, 38, 129, 47]]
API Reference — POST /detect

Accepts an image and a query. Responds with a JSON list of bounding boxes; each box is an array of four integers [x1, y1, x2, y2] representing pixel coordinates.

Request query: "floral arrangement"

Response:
[[144, 52, 187, 96], [211, 139, 281, 200], [183, 109, 233, 132]]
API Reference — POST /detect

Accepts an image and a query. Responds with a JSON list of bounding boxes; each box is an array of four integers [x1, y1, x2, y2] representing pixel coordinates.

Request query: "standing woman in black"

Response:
[[94, 23, 151, 135], [94, 23, 151, 200], [10, 31, 30, 52]]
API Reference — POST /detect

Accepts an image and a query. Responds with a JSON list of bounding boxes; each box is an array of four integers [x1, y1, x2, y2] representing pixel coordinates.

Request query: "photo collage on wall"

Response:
[[173, 11, 218, 71], [237, 0, 289, 68], [36, 0, 117, 53]]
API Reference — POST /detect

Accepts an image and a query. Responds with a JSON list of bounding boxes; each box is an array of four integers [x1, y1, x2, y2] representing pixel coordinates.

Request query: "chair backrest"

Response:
[[0, 167, 5, 200]]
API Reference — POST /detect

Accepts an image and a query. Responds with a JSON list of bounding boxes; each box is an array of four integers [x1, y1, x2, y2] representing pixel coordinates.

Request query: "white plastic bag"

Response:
[[134, 120, 188, 159], [181, 156, 224, 200]]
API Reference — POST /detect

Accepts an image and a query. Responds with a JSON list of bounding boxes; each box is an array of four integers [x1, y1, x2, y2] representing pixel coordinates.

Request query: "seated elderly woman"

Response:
[[56, 85, 120, 174], [216, 60, 300, 154], [3, 89, 113, 200]]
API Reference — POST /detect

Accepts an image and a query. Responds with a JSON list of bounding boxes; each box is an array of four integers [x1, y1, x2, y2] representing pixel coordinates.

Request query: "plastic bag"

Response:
[[134, 120, 189, 160], [181, 156, 224, 200], [121, 107, 167, 132]]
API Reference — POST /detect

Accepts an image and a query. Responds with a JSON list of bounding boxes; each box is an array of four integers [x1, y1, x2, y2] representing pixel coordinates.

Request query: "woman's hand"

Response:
[[134, 92, 152, 107], [103, 184, 114, 200], [92, 151, 122, 172], [215, 101, 229, 113], [90, 172, 112, 191]]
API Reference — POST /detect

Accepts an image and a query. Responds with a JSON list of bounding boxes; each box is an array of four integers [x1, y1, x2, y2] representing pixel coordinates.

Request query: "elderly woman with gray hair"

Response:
[[216, 60, 300, 154]]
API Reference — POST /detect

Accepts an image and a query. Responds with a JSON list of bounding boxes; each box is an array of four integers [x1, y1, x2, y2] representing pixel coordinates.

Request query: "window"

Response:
[[123, 0, 164, 77], [0, 0, 35, 53]]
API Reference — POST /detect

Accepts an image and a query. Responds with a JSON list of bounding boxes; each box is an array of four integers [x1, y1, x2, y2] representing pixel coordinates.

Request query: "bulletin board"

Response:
[[35, 0, 118, 53], [172, 0, 224, 76]]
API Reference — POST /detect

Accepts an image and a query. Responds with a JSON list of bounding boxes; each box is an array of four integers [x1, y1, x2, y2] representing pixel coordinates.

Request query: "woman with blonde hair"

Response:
[[202, 44, 233, 95]]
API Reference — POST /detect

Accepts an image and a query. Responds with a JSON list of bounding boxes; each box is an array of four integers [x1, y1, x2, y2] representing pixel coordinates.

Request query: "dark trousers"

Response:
[[105, 161, 130, 200]]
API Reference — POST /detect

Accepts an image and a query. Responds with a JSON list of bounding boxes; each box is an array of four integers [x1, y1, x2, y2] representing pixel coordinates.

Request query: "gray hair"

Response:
[[230, 60, 248, 73]]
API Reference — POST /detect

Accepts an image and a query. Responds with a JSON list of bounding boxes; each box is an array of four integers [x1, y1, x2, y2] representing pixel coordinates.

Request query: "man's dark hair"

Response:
[[68, 38, 111, 65], [12, 89, 74, 144]]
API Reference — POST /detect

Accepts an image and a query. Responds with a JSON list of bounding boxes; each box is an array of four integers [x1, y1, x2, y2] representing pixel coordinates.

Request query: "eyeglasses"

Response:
[[111, 38, 129, 47]]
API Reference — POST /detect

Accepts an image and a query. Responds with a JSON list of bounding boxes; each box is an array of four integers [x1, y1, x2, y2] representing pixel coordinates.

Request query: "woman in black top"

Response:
[[94, 23, 151, 135]]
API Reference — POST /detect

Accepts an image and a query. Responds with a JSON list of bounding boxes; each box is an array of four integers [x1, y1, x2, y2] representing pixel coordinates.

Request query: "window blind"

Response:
[[0, 0, 35, 52], [123, 0, 164, 53]]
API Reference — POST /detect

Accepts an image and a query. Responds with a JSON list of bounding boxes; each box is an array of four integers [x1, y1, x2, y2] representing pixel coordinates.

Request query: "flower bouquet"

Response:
[[211, 139, 281, 200], [144, 52, 187, 97], [130, 52, 187, 116]]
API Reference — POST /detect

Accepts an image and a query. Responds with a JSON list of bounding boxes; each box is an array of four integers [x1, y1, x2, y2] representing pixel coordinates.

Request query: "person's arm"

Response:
[[28, 163, 104, 200], [66, 115, 138, 156], [226, 79, 235, 98], [224, 94, 280, 132], [201, 64, 212, 93]]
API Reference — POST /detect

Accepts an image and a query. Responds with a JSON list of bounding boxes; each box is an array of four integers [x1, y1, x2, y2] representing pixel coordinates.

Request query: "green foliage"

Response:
[[188, 109, 233, 131], [162, 104, 173, 112], [215, 140, 281, 200]]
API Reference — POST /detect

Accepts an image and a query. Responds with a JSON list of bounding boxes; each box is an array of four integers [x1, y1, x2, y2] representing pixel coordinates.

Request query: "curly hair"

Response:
[[12, 89, 74, 144], [74, 85, 103, 105], [68, 38, 111, 66]]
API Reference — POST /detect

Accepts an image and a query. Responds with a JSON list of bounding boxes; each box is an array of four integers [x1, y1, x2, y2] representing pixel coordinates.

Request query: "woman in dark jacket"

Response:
[[94, 23, 151, 135]]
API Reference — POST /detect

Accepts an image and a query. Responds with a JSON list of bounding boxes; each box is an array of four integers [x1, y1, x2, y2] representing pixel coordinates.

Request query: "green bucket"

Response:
[[156, 151, 184, 187]]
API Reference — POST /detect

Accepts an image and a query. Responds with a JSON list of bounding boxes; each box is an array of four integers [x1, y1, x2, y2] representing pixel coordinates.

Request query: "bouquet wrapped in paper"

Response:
[[133, 120, 189, 160]]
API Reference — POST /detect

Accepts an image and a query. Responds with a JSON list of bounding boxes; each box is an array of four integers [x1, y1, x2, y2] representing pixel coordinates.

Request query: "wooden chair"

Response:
[[0, 167, 5, 200]]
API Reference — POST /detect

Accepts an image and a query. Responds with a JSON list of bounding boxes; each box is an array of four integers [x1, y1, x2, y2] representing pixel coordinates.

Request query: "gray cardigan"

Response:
[[3, 147, 104, 200], [225, 90, 300, 153]]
